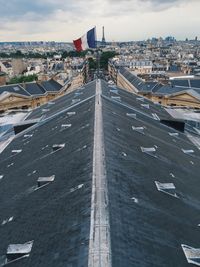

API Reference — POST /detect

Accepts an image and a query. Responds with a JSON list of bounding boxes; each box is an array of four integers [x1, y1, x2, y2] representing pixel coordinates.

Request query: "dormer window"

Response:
[[182, 244, 200, 266], [155, 181, 178, 198], [141, 147, 157, 157], [52, 144, 65, 152], [6, 241, 34, 263], [37, 175, 55, 187]]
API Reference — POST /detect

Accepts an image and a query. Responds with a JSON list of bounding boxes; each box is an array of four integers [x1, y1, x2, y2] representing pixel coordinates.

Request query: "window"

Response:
[[181, 244, 200, 266]]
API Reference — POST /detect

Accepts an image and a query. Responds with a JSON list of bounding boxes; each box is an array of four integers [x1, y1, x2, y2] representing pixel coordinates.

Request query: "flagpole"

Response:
[[94, 26, 100, 79]]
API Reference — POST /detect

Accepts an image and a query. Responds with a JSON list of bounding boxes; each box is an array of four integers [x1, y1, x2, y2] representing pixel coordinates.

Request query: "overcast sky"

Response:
[[0, 0, 199, 42]]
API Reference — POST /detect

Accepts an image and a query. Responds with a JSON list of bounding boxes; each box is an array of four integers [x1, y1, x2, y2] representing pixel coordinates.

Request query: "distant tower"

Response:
[[102, 26, 106, 47]]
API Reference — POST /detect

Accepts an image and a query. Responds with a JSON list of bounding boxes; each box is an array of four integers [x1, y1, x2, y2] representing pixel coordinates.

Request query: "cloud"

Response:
[[0, 0, 199, 41]]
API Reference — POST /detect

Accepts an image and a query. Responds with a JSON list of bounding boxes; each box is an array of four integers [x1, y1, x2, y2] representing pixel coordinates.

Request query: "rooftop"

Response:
[[0, 80, 200, 266]]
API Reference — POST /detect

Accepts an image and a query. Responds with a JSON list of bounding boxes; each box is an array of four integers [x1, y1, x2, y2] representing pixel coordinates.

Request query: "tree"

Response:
[[100, 51, 118, 70], [8, 74, 38, 84]]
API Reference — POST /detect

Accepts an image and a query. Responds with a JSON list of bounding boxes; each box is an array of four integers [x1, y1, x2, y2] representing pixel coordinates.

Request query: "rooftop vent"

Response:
[[152, 113, 160, 121], [12, 149, 22, 155], [155, 181, 178, 198], [182, 149, 194, 154], [141, 104, 150, 109], [6, 241, 34, 263], [141, 147, 157, 157], [181, 244, 200, 266], [37, 175, 55, 187], [52, 143, 65, 152], [126, 113, 137, 119], [131, 197, 139, 203], [132, 126, 145, 134], [0, 175, 4, 180]]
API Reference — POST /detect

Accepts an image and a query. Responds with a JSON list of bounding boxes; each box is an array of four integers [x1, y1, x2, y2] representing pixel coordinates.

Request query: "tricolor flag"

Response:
[[73, 27, 96, 52]]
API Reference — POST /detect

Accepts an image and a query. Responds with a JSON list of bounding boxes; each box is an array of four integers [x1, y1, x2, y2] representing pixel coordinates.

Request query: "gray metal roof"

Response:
[[22, 83, 46, 96], [0, 84, 30, 97], [0, 80, 200, 266], [41, 80, 63, 93]]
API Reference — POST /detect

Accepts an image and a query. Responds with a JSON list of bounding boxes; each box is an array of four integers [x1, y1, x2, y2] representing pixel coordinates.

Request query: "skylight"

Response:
[[182, 244, 200, 266], [155, 181, 178, 198]]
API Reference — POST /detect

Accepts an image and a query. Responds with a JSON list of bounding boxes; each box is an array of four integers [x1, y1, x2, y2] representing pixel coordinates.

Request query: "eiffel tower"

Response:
[[101, 26, 106, 47]]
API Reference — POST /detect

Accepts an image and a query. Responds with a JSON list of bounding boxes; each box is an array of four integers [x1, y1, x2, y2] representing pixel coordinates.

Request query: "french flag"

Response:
[[73, 27, 96, 52]]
